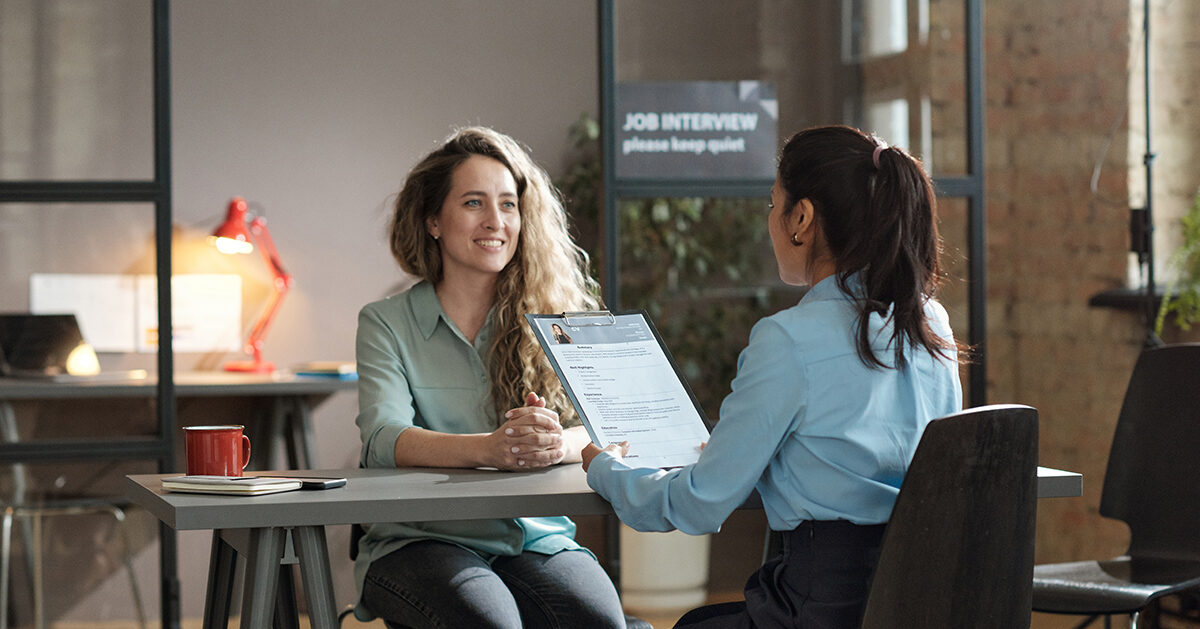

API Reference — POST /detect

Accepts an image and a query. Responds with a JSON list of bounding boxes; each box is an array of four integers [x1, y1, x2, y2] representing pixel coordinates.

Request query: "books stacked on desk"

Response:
[[161, 475, 303, 496], [292, 361, 357, 380]]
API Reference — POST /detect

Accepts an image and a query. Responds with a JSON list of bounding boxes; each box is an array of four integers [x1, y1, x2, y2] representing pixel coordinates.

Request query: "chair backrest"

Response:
[[1099, 343, 1200, 562], [860, 404, 1038, 629]]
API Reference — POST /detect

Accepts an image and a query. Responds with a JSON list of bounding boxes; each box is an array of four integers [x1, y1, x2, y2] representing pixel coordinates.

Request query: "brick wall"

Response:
[[987, 1, 1200, 626], [985, 0, 1143, 573]]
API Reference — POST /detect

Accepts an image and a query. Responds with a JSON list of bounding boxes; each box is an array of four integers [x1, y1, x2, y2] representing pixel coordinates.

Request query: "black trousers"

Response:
[[675, 520, 887, 629]]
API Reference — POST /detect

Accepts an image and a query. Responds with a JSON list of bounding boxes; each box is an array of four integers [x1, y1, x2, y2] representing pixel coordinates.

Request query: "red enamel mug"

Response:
[[184, 425, 251, 476]]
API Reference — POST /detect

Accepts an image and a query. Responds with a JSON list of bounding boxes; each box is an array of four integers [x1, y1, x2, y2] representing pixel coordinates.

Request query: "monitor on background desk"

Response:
[[0, 313, 146, 381]]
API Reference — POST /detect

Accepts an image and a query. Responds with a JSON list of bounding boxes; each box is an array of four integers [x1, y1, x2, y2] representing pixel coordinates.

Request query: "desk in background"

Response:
[[125, 464, 1082, 629], [0, 372, 356, 629], [0, 372, 357, 470]]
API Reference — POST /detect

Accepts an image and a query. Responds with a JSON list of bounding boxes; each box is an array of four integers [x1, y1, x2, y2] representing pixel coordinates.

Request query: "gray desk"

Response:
[[125, 464, 1082, 629], [1035, 465, 1084, 499]]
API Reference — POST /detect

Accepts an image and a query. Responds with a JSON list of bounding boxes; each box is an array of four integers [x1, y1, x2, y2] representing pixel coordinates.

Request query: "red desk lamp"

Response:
[[210, 197, 292, 373]]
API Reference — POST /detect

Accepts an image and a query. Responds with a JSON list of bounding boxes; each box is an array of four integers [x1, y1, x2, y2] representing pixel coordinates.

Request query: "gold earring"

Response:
[[791, 233, 803, 247]]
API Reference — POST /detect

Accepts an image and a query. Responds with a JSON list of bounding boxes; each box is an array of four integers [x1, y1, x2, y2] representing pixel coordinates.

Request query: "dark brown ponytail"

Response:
[[777, 125, 956, 369]]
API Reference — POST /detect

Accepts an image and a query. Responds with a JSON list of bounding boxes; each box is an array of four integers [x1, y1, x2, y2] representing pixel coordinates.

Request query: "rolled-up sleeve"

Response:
[[355, 303, 415, 469]]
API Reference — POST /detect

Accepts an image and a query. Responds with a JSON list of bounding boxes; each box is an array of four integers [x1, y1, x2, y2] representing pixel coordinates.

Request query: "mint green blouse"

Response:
[[352, 281, 582, 619]]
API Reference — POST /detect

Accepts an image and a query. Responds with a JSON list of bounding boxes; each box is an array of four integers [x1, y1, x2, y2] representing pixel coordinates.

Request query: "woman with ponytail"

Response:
[[353, 127, 625, 628], [583, 125, 963, 628]]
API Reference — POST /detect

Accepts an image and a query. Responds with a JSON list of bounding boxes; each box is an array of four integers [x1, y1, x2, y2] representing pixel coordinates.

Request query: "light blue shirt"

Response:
[[353, 281, 582, 618], [586, 275, 962, 534]]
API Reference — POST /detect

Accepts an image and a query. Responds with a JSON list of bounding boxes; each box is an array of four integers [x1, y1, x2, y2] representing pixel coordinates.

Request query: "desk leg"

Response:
[[203, 533, 237, 629], [604, 514, 621, 593], [272, 564, 299, 629], [1, 402, 51, 626], [241, 528, 285, 629], [262, 396, 320, 470], [288, 398, 317, 470], [268, 398, 287, 470], [1, 508, 12, 629], [291, 526, 337, 629]]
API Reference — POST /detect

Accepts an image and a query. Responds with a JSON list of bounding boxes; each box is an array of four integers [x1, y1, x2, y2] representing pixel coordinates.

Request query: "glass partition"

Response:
[[0, 0, 154, 181], [603, 0, 984, 404], [0, 1, 176, 625], [0, 203, 156, 304], [0, 202, 159, 372], [613, 0, 968, 173]]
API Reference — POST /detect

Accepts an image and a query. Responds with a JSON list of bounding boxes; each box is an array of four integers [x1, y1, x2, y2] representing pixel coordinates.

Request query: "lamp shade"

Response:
[[211, 197, 255, 254]]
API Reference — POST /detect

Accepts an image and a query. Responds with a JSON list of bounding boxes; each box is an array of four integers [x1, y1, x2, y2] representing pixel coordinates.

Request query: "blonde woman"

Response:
[[353, 127, 626, 628]]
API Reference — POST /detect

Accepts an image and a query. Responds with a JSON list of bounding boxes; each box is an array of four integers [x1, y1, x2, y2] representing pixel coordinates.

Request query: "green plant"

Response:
[[558, 112, 603, 260], [1155, 186, 1200, 335]]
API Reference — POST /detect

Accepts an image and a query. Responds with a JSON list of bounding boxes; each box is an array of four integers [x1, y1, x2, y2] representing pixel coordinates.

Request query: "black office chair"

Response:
[[1032, 343, 1200, 629], [338, 522, 653, 629], [860, 403, 1039, 629]]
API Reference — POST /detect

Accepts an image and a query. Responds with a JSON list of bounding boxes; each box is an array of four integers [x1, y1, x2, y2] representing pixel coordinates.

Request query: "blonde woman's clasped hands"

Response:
[[490, 392, 565, 470]]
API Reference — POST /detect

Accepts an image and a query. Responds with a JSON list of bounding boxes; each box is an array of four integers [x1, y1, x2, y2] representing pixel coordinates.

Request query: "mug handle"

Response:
[[240, 434, 252, 470]]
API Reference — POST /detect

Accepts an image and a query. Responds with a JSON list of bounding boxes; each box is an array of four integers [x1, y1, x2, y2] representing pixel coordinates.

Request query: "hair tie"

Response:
[[872, 143, 888, 169]]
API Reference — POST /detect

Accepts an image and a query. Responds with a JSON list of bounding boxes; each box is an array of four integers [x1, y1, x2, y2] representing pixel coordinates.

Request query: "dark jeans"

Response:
[[362, 540, 627, 629], [675, 520, 886, 629]]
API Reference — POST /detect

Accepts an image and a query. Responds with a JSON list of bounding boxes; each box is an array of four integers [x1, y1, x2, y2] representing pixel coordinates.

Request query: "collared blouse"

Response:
[[352, 281, 581, 618]]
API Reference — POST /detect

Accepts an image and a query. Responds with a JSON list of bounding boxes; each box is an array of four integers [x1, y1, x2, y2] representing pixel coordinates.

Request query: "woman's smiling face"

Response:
[[427, 155, 521, 282]]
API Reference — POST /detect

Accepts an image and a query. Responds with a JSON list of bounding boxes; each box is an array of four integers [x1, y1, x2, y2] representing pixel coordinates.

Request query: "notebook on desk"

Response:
[[0, 313, 147, 382]]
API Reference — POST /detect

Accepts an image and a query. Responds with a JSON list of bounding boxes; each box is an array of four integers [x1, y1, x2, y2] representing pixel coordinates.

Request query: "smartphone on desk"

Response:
[[259, 476, 347, 490]]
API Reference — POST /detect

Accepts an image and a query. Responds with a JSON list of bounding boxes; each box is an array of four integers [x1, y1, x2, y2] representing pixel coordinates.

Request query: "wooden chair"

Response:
[[1032, 344, 1200, 629], [860, 403, 1039, 629]]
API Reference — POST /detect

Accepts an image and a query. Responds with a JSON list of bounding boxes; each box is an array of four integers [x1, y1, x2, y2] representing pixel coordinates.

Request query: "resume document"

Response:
[[527, 312, 711, 469]]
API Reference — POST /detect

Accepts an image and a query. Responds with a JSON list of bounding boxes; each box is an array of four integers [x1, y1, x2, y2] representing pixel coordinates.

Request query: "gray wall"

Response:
[[68, 1, 598, 620]]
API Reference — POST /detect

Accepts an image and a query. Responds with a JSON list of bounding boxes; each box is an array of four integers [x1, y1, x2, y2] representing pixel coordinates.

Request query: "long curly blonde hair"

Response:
[[389, 127, 600, 426]]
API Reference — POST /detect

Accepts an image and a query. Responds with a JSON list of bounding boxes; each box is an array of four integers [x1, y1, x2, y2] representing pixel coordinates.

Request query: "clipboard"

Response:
[[526, 310, 712, 469]]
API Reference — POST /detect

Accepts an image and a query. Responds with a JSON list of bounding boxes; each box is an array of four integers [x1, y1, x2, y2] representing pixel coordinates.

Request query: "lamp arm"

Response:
[[245, 216, 292, 362]]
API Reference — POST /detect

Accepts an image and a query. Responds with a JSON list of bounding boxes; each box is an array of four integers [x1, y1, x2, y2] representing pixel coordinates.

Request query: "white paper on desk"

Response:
[[527, 313, 710, 469]]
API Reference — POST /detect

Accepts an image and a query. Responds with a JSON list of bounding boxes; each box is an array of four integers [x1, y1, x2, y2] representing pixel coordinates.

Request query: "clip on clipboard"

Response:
[[562, 310, 616, 327], [525, 310, 710, 469]]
